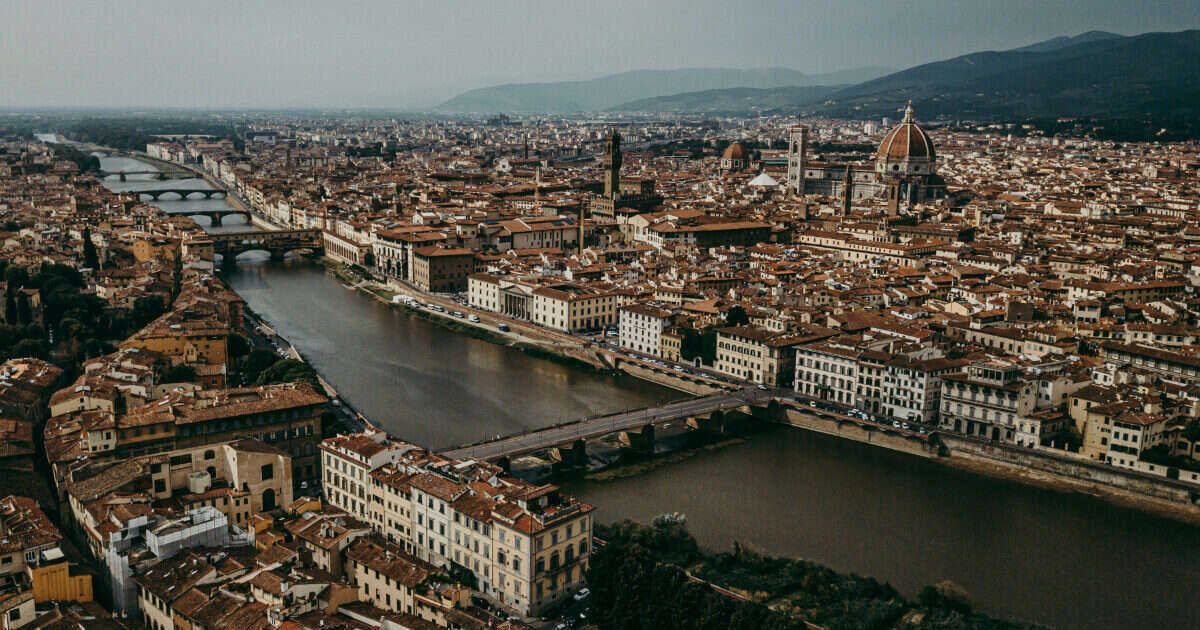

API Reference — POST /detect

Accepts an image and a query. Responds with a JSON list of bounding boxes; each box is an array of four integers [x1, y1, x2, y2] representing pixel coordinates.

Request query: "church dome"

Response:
[[722, 142, 748, 161], [877, 102, 935, 162]]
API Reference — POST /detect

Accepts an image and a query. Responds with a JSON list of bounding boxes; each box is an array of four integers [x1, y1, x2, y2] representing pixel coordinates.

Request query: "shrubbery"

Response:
[[587, 519, 1047, 630]]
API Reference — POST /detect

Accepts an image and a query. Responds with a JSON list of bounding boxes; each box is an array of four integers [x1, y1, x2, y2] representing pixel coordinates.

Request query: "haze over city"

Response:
[[2, 3, 1200, 630], [3, 0, 1200, 109]]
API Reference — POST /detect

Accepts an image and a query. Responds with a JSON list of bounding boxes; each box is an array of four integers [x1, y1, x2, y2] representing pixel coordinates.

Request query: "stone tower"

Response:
[[786, 125, 809, 195], [887, 181, 901, 217], [842, 164, 853, 215], [602, 130, 622, 200]]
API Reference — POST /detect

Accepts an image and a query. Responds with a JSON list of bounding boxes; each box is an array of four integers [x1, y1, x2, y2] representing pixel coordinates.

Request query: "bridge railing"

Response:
[[440, 391, 759, 454]]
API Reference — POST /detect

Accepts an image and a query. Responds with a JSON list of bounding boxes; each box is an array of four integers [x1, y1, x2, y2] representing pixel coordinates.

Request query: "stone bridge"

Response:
[[166, 208, 251, 226], [135, 188, 226, 201], [441, 388, 782, 461], [207, 229, 324, 267], [102, 170, 165, 181]]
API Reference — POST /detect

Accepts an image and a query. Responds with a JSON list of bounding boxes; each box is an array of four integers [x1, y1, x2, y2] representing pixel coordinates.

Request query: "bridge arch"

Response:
[[166, 209, 251, 227], [209, 228, 325, 268], [136, 188, 227, 201]]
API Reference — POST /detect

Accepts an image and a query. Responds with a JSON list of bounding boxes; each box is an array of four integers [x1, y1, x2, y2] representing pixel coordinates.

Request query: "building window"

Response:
[[261, 464, 274, 480]]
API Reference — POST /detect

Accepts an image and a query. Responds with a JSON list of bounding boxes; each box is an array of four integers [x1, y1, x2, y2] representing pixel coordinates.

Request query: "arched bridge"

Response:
[[101, 170, 166, 181], [135, 188, 226, 201], [207, 229, 324, 267], [166, 208, 251, 226], [441, 388, 781, 461]]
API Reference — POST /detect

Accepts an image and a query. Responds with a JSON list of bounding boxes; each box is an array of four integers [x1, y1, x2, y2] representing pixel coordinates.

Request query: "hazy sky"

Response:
[[2, 0, 1198, 109]]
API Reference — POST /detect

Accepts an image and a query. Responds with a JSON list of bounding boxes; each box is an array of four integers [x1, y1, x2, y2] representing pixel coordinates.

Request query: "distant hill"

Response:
[[435, 67, 885, 114], [805, 66, 892, 86], [608, 85, 839, 114], [818, 30, 1200, 121], [1008, 30, 1123, 53]]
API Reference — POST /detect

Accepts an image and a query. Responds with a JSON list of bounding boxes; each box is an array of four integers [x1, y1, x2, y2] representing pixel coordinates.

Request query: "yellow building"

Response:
[[29, 552, 93, 603]]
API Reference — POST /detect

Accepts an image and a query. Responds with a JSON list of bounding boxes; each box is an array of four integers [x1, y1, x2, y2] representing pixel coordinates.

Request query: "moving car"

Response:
[[468, 314, 480, 323]]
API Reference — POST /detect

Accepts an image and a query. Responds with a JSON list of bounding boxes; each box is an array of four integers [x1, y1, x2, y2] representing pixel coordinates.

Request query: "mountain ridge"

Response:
[[817, 29, 1200, 120], [433, 67, 887, 114]]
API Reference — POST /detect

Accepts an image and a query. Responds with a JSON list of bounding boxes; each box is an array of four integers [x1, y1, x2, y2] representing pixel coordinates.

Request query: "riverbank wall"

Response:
[[617, 362, 724, 396], [939, 435, 1200, 521], [776, 401, 1200, 524], [781, 406, 938, 459]]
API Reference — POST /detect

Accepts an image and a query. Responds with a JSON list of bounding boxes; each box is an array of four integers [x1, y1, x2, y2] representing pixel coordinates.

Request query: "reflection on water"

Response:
[[565, 428, 1200, 630], [222, 258, 677, 448]]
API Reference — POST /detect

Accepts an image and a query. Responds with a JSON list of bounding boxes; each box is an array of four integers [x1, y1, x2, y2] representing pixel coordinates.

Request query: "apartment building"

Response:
[[61, 383, 327, 488], [320, 429, 418, 522], [794, 340, 860, 405], [878, 356, 968, 424], [344, 535, 437, 616], [715, 325, 817, 387], [618, 302, 676, 356], [325, 431, 594, 616], [410, 246, 475, 293], [530, 284, 618, 333], [939, 361, 1037, 441], [0, 496, 92, 606], [1069, 387, 1173, 467]]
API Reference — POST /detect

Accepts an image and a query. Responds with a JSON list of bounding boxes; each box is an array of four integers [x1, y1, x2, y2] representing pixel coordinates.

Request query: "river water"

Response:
[[96, 153, 1200, 630]]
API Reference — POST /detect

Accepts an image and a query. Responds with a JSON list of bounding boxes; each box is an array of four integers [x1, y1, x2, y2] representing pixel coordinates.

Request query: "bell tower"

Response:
[[842, 165, 853, 215], [602, 130, 622, 200], [786, 125, 808, 195]]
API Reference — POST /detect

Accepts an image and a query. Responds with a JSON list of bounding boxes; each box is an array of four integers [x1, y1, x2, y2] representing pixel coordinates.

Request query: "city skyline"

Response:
[[2, 0, 1200, 109]]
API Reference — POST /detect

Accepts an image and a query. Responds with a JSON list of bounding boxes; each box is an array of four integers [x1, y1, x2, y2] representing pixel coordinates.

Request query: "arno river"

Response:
[[99, 154, 1200, 630]]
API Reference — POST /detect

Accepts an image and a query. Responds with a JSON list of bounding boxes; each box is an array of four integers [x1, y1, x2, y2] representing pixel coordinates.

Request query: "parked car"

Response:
[[452, 311, 464, 318], [573, 588, 590, 601], [498, 323, 510, 332], [892, 421, 902, 428], [468, 314, 480, 323]]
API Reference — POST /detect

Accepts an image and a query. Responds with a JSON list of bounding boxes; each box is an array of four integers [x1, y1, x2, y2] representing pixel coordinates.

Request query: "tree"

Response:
[[82, 227, 100, 269], [4, 291, 14, 324], [163, 364, 197, 383], [919, 580, 974, 614], [4, 266, 28, 289], [698, 326, 718, 365], [11, 338, 46, 359], [131, 296, 166, 329], [15, 292, 32, 326], [227, 334, 250, 359], [680, 328, 703, 362], [256, 359, 320, 389], [725, 305, 750, 326], [241, 349, 280, 385]]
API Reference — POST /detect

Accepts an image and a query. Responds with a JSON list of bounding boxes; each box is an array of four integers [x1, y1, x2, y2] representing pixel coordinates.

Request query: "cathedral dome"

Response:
[[722, 142, 748, 161], [876, 102, 936, 175]]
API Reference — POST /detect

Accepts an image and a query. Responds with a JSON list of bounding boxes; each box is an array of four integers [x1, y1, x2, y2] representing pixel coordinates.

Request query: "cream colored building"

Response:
[[618, 302, 675, 356], [530, 284, 618, 333], [325, 431, 595, 616], [715, 326, 806, 387]]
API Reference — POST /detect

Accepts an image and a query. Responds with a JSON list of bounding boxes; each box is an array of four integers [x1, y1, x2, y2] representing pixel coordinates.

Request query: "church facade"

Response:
[[787, 103, 945, 206]]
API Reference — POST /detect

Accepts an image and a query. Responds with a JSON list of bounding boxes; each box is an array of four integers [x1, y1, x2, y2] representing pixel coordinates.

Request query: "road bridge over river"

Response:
[[205, 229, 324, 267], [442, 388, 782, 461]]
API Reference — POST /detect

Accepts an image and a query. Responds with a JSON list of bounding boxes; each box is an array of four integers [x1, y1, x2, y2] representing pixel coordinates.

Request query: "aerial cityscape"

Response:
[[1, 2, 1199, 629]]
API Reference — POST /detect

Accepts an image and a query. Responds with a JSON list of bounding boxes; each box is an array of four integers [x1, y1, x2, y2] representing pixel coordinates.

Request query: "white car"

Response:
[[573, 587, 590, 601], [468, 314, 480, 323]]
